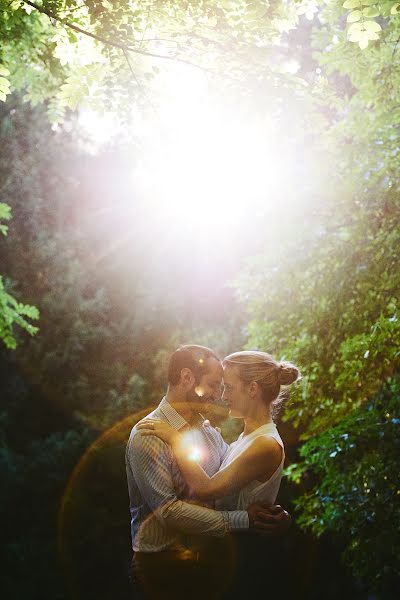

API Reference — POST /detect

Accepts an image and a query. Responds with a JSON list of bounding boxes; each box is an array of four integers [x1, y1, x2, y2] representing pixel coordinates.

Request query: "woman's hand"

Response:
[[136, 419, 180, 445]]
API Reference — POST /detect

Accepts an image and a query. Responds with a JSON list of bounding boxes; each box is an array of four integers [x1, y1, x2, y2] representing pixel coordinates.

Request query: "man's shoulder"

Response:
[[200, 418, 225, 443], [128, 406, 162, 435], [127, 409, 168, 452]]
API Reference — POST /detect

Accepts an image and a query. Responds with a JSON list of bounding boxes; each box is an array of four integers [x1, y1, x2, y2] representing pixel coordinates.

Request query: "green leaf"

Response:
[[0, 203, 12, 220], [0, 92, 7, 102], [18, 304, 40, 319], [343, 0, 361, 8], [347, 10, 362, 21], [363, 20, 381, 32], [361, 0, 378, 5], [0, 76, 11, 92], [391, 3, 400, 14], [348, 22, 364, 34], [0, 66, 10, 77], [362, 7, 379, 17]]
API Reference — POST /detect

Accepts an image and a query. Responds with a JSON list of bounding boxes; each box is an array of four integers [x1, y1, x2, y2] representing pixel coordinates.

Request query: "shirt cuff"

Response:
[[224, 510, 249, 531]]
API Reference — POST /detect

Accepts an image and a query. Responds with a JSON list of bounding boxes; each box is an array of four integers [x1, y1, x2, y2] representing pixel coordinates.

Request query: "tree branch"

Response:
[[122, 48, 159, 119], [23, 1, 211, 71], [392, 35, 400, 58]]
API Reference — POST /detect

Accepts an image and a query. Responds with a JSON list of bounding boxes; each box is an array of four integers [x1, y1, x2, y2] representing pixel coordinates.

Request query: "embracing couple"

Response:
[[125, 344, 300, 600]]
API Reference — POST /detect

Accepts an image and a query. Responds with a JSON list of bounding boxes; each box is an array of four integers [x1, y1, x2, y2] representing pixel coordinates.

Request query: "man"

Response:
[[125, 344, 291, 599]]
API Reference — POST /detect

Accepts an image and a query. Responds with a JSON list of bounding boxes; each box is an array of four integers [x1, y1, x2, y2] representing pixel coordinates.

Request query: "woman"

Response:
[[137, 350, 300, 516]]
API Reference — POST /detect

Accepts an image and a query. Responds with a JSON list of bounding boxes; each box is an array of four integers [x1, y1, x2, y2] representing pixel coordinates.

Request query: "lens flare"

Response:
[[58, 402, 235, 597], [194, 385, 205, 397], [187, 446, 203, 462]]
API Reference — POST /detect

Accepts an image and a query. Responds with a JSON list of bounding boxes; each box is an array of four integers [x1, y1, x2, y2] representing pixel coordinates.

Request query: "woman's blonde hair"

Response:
[[222, 350, 301, 417]]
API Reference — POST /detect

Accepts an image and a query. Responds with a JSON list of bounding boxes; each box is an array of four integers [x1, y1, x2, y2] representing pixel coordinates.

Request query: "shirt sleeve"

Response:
[[128, 432, 249, 536], [215, 429, 230, 463]]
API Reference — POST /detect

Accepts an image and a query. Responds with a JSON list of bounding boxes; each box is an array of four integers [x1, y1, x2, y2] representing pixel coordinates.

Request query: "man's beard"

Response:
[[185, 385, 209, 414]]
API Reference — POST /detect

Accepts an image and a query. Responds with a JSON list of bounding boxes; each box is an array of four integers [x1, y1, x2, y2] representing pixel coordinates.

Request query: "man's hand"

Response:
[[247, 503, 292, 537]]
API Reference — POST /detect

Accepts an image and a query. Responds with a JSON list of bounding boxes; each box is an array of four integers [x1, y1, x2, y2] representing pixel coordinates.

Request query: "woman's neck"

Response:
[[242, 406, 273, 436]]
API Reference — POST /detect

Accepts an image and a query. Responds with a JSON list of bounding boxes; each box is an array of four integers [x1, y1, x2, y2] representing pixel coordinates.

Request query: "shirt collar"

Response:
[[159, 397, 190, 430], [159, 397, 206, 430]]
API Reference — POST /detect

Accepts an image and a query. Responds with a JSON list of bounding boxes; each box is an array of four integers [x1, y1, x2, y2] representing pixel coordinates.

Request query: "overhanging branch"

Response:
[[23, 1, 210, 71]]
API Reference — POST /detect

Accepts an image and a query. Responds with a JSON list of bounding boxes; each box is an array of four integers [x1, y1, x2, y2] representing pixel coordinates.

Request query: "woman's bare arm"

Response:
[[137, 419, 283, 500]]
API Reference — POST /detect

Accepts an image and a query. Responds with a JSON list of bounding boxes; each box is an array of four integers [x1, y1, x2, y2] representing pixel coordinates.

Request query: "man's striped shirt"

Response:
[[125, 397, 249, 552]]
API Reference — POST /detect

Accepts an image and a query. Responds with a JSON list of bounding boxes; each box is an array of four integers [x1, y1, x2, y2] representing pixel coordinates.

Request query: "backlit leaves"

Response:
[[0, 205, 39, 348], [342, 1, 399, 48], [0, 202, 12, 236], [0, 66, 11, 102], [0, 0, 399, 117], [348, 19, 381, 48]]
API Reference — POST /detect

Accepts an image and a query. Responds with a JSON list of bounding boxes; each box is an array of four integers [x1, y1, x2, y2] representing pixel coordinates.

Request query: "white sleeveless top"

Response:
[[215, 422, 285, 511]]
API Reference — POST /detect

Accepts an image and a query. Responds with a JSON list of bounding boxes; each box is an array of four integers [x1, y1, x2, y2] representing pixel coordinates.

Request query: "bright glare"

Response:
[[179, 432, 205, 463], [194, 386, 205, 397], [133, 65, 299, 229], [187, 446, 203, 462], [77, 64, 325, 241], [78, 108, 119, 151]]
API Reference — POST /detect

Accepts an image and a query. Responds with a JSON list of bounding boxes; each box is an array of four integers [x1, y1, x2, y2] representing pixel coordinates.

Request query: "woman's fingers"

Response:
[[137, 420, 156, 429]]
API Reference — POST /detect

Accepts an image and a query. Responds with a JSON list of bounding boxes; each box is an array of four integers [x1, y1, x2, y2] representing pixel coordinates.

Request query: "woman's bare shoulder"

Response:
[[245, 434, 283, 460]]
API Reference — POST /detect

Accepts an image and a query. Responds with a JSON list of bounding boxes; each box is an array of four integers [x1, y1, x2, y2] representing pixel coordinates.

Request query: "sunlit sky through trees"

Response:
[[73, 60, 332, 315]]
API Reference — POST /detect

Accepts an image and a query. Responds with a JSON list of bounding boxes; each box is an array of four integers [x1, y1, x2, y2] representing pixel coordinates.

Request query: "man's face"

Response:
[[186, 357, 223, 406], [222, 365, 248, 418]]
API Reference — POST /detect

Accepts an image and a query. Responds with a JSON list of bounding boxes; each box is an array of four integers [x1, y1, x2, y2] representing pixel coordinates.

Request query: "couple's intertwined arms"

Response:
[[129, 426, 290, 538], [137, 420, 283, 501], [127, 432, 249, 536]]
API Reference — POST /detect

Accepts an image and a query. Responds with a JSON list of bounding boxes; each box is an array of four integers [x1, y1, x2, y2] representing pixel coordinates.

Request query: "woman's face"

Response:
[[222, 365, 249, 418]]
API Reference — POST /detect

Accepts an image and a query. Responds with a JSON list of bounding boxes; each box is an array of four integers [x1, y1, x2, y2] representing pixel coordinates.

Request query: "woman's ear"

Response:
[[249, 381, 258, 397]]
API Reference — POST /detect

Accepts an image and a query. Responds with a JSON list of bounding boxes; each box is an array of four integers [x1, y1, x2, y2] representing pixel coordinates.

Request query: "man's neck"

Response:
[[165, 388, 195, 424]]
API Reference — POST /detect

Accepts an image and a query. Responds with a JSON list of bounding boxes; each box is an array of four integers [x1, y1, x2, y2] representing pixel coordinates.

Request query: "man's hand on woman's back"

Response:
[[247, 503, 292, 536]]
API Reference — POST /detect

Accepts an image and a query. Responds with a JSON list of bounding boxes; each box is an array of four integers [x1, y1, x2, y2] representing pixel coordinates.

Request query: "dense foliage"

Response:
[[235, 2, 400, 596], [287, 379, 400, 597], [1, 1, 399, 121]]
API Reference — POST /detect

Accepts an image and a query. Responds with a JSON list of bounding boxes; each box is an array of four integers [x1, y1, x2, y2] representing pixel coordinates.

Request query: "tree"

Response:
[[0, 202, 39, 348], [1, 1, 398, 123], [234, 3, 400, 595]]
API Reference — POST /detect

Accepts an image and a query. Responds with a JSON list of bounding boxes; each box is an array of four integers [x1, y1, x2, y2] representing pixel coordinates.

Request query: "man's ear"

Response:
[[180, 367, 195, 388]]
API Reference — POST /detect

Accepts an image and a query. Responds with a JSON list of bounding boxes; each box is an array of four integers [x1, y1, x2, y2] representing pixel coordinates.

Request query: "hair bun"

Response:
[[278, 361, 300, 386]]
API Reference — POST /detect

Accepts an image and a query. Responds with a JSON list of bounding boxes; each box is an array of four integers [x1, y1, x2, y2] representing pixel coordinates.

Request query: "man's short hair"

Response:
[[167, 344, 221, 385]]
